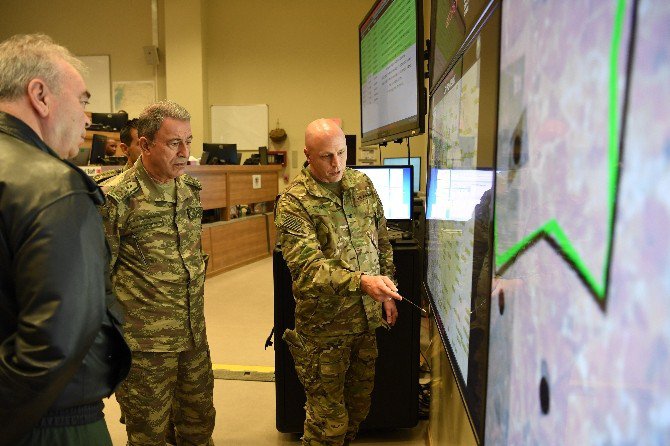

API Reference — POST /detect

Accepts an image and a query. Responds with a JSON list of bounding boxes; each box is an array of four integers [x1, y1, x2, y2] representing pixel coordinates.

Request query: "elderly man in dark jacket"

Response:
[[0, 34, 130, 446]]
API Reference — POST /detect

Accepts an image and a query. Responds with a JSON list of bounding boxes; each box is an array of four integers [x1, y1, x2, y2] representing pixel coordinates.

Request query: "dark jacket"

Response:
[[0, 112, 131, 445]]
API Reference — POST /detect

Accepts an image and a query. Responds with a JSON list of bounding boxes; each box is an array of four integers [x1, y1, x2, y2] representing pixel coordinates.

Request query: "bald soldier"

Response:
[[275, 118, 402, 446], [100, 101, 215, 446]]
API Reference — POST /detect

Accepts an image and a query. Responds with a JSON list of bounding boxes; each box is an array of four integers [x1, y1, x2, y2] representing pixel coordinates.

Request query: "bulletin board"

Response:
[[210, 104, 268, 151], [77, 55, 111, 113]]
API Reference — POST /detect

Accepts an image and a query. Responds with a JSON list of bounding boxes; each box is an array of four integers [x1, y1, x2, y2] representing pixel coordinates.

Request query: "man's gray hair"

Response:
[[0, 34, 86, 101], [137, 100, 191, 141]]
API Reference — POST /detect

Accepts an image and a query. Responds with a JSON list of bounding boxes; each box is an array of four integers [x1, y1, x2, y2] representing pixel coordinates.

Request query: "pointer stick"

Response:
[[401, 297, 426, 314]]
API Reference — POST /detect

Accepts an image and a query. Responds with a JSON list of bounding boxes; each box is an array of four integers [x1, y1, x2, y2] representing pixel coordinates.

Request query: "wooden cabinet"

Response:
[[186, 164, 282, 277], [208, 216, 269, 273]]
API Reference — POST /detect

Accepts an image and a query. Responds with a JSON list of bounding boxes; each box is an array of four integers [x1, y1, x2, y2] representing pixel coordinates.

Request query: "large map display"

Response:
[[487, 0, 670, 443], [424, 5, 500, 442]]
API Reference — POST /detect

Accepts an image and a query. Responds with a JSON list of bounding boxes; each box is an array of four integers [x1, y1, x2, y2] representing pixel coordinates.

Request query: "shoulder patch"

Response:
[[92, 168, 121, 185], [276, 212, 311, 237], [107, 180, 140, 203], [182, 174, 202, 190]]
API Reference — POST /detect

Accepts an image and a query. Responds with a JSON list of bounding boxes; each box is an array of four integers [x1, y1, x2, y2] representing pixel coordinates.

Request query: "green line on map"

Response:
[[494, 0, 627, 301]]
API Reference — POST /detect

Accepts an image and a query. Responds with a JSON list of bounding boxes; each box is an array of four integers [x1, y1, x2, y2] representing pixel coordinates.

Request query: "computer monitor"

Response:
[[90, 112, 128, 131], [259, 146, 268, 165], [201, 143, 239, 165], [383, 156, 421, 193], [70, 146, 91, 166], [351, 165, 413, 221], [426, 168, 493, 221], [89, 133, 108, 165]]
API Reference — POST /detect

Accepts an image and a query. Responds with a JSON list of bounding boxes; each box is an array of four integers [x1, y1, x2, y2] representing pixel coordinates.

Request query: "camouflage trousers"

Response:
[[116, 343, 216, 446], [284, 329, 378, 446]]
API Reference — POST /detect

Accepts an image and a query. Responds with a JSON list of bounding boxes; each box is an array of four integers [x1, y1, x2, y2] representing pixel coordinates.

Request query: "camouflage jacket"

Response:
[[100, 158, 206, 352], [275, 167, 395, 336], [99, 162, 133, 188]]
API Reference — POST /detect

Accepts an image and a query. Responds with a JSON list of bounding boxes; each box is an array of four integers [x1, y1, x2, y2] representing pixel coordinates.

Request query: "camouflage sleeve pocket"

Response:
[[282, 329, 304, 354]]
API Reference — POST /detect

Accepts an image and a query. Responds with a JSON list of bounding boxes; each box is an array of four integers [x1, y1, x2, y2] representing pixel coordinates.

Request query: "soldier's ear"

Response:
[[27, 78, 50, 118], [139, 137, 151, 152]]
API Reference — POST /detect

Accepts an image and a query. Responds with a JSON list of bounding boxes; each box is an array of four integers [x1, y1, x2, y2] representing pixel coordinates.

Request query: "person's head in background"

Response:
[[119, 118, 141, 165], [0, 34, 91, 159], [104, 137, 117, 156], [303, 118, 346, 183], [137, 100, 191, 183]]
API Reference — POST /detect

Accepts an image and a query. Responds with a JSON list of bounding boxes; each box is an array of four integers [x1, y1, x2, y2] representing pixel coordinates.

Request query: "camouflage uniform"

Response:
[[101, 157, 215, 446], [275, 167, 395, 446]]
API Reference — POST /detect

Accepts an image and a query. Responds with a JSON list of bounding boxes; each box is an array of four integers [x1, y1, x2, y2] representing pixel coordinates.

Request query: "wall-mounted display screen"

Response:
[[424, 2, 500, 442], [429, 0, 465, 89], [486, 0, 670, 444], [352, 165, 413, 221], [359, 0, 425, 145], [429, 0, 497, 91]]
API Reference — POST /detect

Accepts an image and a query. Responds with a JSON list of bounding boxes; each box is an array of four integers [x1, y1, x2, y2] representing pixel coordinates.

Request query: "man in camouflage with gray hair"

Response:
[[100, 100, 215, 445], [275, 118, 401, 446]]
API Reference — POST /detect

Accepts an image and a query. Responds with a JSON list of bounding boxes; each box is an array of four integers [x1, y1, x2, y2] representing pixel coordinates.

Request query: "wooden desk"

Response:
[[186, 164, 282, 276], [187, 164, 280, 212]]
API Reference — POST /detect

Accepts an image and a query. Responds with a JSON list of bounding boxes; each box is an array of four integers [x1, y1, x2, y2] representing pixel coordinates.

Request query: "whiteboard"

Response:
[[210, 104, 268, 152], [77, 55, 112, 113]]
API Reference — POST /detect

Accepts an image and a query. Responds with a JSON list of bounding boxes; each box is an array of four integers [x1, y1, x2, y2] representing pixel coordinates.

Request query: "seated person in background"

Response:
[[94, 119, 140, 184], [118, 118, 141, 169], [104, 137, 118, 156]]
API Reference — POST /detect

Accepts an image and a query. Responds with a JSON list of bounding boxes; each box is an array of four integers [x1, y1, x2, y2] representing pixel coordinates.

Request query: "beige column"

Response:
[[162, 0, 207, 158]]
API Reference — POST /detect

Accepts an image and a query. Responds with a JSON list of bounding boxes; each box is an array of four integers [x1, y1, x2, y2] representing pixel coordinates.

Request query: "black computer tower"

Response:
[[273, 242, 420, 433]]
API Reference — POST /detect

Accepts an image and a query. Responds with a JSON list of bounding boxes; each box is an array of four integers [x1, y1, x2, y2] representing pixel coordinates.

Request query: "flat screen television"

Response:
[[383, 156, 421, 193], [429, 0, 466, 89], [351, 165, 413, 221], [429, 0, 498, 92], [484, 0, 670, 444], [424, 2, 500, 443], [90, 111, 128, 131], [359, 0, 425, 145], [201, 143, 239, 165]]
